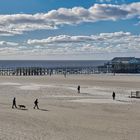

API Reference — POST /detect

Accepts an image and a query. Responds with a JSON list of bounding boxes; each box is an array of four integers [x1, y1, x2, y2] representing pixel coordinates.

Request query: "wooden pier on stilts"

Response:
[[0, 66, 107, 76]]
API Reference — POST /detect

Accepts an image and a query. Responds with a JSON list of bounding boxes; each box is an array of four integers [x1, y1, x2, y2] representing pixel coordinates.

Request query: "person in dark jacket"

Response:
[[34, 99, 39, 109], [12, 97, 17, 109], [77, 85, 80, 93], [112, 91, 116, 100]]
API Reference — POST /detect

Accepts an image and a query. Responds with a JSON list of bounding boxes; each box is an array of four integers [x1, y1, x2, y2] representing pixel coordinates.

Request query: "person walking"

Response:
[[112, 91, 116, 100], [77, 85, 80, 93], [34, 99, 39, 109], [12, 97, 17, 109]]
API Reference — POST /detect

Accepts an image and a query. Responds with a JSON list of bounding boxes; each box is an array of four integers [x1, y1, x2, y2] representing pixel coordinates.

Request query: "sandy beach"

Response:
[[0, 74, 140, 140]]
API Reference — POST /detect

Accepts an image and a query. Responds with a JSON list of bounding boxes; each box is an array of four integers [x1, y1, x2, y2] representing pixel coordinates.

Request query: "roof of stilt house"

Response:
[[111, 57, 139, 64]]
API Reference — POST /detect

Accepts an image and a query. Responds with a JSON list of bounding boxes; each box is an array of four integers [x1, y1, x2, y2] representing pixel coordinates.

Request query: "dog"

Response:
[[18, 105, 26, 109]]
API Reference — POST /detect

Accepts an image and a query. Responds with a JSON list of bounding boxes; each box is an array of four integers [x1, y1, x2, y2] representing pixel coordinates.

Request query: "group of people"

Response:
[[12, 86, 116, 109], [12, 98, 39, 109]]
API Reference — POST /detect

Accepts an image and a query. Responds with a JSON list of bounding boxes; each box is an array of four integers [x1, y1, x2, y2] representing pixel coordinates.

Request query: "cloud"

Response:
[[96, 0, 126, 3], [0, 31, 139, 58], [0, 41, 18, 47], [0, 41, 19, 55], [0, 2, 140, 36], [96, 0, 112, 2], [27, 32, 131, 45], [26, 32, 140, 55], [134, 16, 140, 26]]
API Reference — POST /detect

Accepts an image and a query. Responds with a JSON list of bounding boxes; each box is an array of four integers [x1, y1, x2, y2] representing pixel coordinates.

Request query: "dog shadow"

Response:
[[17, 108, 28, 111]]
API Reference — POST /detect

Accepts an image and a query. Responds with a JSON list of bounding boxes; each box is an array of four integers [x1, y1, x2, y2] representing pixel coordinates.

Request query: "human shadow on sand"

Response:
[[116, 99, 130, 103], [38, 109, 49, 112]]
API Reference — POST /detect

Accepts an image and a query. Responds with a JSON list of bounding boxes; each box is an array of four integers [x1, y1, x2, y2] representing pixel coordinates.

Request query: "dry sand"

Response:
[[0, 74, 140, 140]]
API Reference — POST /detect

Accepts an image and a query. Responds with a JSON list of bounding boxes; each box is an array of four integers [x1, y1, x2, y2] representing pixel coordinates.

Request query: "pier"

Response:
[[0, 66, 104, 76]]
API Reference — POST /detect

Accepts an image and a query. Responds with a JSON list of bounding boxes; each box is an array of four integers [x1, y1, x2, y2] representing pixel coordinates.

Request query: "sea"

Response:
[[0, 60, 107, 68]]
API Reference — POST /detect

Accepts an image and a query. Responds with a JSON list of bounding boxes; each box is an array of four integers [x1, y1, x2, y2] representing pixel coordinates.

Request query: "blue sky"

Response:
[[0, 0, 140, 60]]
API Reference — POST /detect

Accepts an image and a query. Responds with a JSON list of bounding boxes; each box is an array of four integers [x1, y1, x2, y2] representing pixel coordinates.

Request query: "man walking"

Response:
[[34, 99, 39, 109], [12, 97, 17, 109], [77, 85, 80, 93], [112, 91, 116, 100]]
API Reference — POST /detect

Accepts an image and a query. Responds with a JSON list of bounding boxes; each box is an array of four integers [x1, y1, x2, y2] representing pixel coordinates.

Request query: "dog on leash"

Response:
[[18, 105, 26, 109]]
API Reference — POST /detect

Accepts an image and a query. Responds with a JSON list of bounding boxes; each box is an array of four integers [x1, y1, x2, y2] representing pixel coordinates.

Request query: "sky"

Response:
[[0, 0, 140, 60]]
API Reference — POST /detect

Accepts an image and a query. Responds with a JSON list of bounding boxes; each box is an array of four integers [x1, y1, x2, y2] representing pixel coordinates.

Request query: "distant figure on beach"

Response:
[[34, 99, 39, 109], [77, 85, 80, 93], [12, 97, 17, 109], [64, 72, 66, 78], [112, 91, 116, 100]]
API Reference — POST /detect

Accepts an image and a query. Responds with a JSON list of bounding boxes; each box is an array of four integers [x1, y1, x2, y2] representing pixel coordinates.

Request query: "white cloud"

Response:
[[0, 31, 139, 55], [27, 32, 131, 45], [0, 32, 139, 59], [96, 0, 125, 3], [135, 16, 140, 26], [0, 2, 140, 36], [96, 0, 112, 2], [0, 41, 18, 47], [0, 41, 19, 56], [26, 32, 140, 55]]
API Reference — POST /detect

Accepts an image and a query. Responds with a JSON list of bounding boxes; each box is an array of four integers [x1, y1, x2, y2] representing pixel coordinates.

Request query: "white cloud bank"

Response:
[[0, 32, 139, 59], [0, 2, 140, 36], [26, 32, 140, 55]]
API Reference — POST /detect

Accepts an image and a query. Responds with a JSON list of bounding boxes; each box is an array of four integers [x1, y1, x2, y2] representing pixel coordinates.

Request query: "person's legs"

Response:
[[15, 104, 17, 108], [37, 104, 39, 109], [12, 103, 17, 108], [113, 96, 115, 100], [34, 104, 39, 109]]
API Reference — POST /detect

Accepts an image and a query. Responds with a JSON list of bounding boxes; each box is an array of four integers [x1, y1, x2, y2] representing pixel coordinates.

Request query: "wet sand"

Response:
[[0, 74, 140, 140]]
